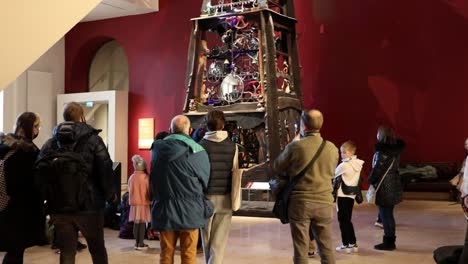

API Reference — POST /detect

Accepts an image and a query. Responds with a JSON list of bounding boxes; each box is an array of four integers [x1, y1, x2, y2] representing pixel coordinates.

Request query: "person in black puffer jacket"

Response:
[[368, 126, 405, 251], [38, 102, 114, 264]]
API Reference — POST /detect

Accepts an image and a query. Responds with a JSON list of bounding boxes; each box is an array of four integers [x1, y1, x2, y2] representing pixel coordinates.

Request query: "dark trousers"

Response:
[[337, 197, 356, 245], [459, 221, 468, 264], [378, 205, 396, 237], [133, 223, 145, 246], [2, 248, 25, 264], [52, 211, 108, 264]]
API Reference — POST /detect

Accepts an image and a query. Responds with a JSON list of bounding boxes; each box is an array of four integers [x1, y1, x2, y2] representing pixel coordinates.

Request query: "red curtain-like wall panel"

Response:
[[65, 0, 468, 178]]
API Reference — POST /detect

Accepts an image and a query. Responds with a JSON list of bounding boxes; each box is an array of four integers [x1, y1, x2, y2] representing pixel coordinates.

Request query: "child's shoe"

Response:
[[374, 221, 384, 228], [336, 244, 351, 253], [134, 243, 149, 250], [348, 244, 359, 253]]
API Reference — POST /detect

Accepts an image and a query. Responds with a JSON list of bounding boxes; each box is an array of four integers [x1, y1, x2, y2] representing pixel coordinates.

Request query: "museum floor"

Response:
[[1, 200, 464, 263]]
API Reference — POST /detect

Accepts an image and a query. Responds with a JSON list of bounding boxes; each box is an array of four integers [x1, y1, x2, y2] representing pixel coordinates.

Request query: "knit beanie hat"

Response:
[[132, 155, 147, 171]]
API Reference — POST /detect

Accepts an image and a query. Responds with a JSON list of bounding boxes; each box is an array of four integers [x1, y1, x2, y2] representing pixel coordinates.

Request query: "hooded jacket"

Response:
[[39, 122, 114, 211], [150, 133, 210, 231], [0, 134, 44, 250], [368, 139, 405, 206], [335, 155, 364, 199]]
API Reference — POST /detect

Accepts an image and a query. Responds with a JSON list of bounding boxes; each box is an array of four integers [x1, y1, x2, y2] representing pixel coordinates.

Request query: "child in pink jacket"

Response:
[[128, 155, 151, 250]]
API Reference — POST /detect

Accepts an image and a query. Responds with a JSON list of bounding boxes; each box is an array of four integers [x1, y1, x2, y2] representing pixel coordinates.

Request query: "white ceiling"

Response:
[[81, 0, 158, 22]]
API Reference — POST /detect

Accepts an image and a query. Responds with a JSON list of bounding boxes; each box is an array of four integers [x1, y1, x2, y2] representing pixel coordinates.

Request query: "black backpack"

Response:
[[35, 138, 94, 214]]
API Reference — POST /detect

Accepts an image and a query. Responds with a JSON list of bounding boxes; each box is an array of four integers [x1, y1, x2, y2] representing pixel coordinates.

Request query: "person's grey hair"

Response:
[[170, 115, 191, 135], [132, 155, 147, 171]]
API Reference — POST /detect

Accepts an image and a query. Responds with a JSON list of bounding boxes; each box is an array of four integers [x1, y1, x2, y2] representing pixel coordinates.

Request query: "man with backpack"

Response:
[[36, 102, 114, 264]]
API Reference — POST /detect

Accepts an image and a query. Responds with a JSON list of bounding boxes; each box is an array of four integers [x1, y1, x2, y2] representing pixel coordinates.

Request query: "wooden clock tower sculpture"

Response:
[[184, 0, 303, 179]]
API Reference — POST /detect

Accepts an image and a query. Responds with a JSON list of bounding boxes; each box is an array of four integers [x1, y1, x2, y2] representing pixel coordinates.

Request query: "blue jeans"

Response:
[[378, 205, 395, 237]]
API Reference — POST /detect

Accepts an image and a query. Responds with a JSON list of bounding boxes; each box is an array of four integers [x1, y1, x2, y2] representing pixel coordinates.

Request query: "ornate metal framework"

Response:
[[184, 0, 302, 177]]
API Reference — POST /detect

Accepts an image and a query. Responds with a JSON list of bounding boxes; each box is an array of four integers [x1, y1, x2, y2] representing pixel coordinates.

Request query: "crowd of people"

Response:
[[0, 105, 466, 264]]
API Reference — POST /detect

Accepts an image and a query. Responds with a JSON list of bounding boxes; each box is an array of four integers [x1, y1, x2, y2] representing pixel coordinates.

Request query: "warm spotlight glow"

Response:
[[138, 118, 154, 149]]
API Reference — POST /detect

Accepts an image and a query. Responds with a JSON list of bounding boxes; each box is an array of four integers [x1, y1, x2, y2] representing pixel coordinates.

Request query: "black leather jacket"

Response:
[[368, 139, 405, 206]]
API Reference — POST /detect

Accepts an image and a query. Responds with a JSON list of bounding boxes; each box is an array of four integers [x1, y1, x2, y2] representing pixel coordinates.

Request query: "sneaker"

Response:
[[374, 221, 384, 228], [336, 245, 351, 253], [134, 243, 149, 250], [308, 251, 316, 258], [348, 244, 359, 253]]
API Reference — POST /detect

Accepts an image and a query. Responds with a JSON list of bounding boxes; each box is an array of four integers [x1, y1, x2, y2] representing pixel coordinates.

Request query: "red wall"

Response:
[[65, 0, 468, 177], [305, 0, 468, 170]]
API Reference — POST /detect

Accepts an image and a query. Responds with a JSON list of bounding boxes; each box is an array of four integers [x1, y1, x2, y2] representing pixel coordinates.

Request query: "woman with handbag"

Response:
[[367, 126, 405, 251]]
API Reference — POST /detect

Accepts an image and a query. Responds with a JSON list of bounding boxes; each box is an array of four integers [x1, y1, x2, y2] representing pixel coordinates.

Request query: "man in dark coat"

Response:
[[38, 102, 114, 264], [150, 115, 210, 264]]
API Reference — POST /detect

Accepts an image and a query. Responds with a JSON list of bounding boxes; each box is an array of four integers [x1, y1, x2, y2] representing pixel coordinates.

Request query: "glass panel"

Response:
[[80, 101, 109, 146]]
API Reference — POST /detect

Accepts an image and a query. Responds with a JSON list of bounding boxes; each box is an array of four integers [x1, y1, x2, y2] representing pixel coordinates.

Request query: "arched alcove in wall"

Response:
[[88, 40, 129, 92]]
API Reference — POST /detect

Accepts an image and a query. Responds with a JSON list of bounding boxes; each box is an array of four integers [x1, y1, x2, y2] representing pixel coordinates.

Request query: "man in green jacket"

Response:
[[150, 115, 211, 264], [272, 109, 339, 264]]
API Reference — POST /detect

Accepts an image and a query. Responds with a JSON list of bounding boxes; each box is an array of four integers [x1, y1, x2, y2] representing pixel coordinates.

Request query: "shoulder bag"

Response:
[[366, 159, 395, 204], [335, 175, 364, 204]]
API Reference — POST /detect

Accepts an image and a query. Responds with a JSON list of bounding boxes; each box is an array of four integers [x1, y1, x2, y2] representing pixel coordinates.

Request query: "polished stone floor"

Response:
[[1, 200, 465, 263]]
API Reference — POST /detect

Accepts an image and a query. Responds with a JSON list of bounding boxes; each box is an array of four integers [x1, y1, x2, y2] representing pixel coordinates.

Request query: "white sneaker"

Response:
[[374, 221, 384, 228], [348, 244, 359, 253], [336, 245, 351, 253], [134, 243, 149, 250]]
